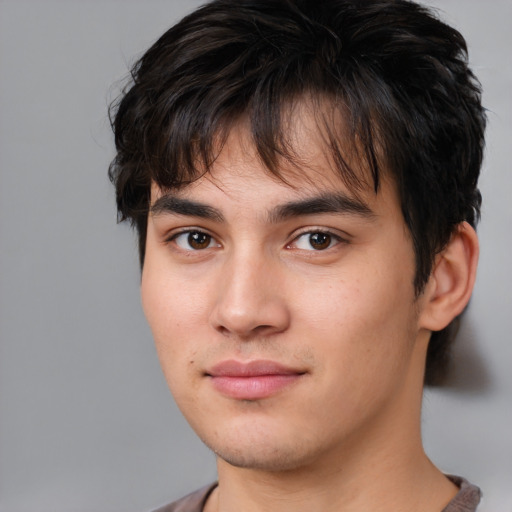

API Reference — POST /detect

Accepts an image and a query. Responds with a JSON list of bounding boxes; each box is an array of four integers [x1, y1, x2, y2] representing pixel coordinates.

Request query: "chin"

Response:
[[212, 444, 313, 472], [197, 423, 325, 472]]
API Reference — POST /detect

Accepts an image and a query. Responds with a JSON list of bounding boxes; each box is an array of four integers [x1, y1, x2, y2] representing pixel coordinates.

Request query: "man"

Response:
[[109, 0, 485, 510]]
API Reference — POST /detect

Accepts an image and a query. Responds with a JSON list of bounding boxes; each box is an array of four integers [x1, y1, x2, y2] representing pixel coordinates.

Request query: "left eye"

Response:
[[172, 230, 219, 250], [292, 231, 339, 251]]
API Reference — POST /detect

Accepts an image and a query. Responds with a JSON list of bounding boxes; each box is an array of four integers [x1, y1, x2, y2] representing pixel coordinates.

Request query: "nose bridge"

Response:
[[211, 243, 289, 338]]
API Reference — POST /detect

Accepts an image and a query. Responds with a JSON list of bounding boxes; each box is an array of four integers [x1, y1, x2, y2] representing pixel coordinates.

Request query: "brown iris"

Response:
[[187, 231, 212, 249], [309, 232, 332, 250]]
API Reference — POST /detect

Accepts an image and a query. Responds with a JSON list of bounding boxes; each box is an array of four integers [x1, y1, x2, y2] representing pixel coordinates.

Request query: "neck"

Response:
[[211, 428, 454, 512]]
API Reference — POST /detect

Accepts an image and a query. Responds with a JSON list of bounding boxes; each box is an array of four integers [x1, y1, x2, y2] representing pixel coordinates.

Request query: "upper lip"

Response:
[[206, 359, 305, 377]]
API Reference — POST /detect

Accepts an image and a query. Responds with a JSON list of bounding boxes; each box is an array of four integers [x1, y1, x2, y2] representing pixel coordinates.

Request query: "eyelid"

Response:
[[165, 227, 221, 251], [287, 227, 350, 251], [289, 226, 351, 242], [161, 225, 350, 252]]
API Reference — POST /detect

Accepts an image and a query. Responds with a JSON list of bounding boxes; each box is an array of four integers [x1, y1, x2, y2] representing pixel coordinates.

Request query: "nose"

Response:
[[209, 250, 291, 340]]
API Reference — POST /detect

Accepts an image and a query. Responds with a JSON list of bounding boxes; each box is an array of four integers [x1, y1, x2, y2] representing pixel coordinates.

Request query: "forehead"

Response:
[[153, 100, 386, 205], [149, 115, 403, 229]]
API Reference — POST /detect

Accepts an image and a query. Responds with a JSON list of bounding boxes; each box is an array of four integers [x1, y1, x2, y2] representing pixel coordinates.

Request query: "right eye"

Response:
[[171, 230, 220, 251]]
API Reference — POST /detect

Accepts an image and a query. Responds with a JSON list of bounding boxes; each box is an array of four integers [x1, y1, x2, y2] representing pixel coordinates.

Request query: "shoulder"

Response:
[[150, 483, 217, 512], [149, 478, 480, 512], [442, 476, 482, 512]]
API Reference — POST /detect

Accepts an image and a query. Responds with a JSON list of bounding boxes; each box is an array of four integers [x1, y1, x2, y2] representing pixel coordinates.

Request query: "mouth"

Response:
[[205, 359, 306, 400]]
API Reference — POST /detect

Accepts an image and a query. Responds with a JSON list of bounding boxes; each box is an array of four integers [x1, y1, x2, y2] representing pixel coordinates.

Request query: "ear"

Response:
[[419, 222, 479, 331]]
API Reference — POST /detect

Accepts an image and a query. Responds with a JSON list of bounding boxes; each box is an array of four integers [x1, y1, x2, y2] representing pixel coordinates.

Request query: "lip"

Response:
[[206, 360, 305, 400]]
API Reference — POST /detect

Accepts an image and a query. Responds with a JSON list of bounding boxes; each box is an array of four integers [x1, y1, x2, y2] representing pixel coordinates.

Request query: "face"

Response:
[[141, 116, 430, 473]]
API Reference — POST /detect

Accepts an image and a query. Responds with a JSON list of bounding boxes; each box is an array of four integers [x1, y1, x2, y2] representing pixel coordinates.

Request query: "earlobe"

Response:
[[419, 222, 479, 332]]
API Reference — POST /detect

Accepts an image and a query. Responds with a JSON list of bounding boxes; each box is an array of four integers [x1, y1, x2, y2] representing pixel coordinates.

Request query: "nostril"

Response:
[[216, 325, 230, 336]]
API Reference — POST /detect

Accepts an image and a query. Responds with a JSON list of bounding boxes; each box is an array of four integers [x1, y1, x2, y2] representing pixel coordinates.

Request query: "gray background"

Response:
[[0, 1, 510, 511]]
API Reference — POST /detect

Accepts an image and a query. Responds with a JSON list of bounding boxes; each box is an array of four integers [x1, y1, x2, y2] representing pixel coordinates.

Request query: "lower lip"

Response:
[[209, 374, 302, 400]]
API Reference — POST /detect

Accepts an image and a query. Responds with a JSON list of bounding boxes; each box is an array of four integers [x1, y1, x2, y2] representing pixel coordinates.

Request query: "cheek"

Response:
[[294, 260, 417, 380], [298, 263, 413, 331], [141, 265, 200, 383], [141, 254, 208, 340], [142, 277, 205, 414]]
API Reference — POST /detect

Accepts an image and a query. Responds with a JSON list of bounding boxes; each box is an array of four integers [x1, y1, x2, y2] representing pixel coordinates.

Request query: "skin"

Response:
[[141, 111, 475, 511]]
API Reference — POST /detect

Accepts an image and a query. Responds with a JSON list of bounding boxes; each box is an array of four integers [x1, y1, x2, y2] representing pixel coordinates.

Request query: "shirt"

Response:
[[152, 475, 481, 512]]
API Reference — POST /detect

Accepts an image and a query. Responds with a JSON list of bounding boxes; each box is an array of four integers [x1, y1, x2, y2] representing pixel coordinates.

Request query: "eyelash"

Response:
[[166, 228, 347, 253], [288, 229, 347, 251], [167, 229, 220, 251]]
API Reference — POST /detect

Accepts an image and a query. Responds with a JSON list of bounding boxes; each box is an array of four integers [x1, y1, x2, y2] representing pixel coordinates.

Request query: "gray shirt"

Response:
[[151, 475, 481, 512]]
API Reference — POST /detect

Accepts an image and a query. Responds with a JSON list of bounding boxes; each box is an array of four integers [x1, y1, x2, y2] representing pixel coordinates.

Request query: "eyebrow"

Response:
[[150, 191, 375, 223], [269, 192, 376, 223], [150, 195, 224, 222]]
